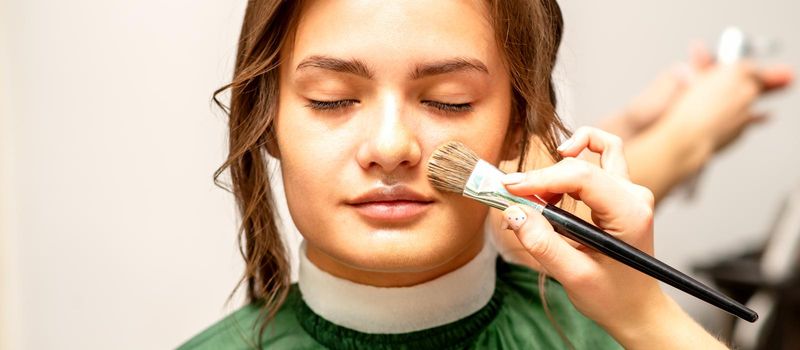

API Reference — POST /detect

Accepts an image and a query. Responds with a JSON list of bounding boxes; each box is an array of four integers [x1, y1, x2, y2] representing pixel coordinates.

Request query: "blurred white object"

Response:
[[717, 26, 748, 64], [716, 26, 779, 64], [732, 291, 774, 350], [761, 182, 800, 284]]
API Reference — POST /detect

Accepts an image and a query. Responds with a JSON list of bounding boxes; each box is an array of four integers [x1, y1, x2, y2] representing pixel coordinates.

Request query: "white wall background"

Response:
[[1, 1, 250, 349], [1, 1, 797, 349]]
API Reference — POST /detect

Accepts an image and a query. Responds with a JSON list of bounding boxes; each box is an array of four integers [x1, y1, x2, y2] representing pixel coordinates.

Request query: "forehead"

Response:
[[287, 0, 500, 74]]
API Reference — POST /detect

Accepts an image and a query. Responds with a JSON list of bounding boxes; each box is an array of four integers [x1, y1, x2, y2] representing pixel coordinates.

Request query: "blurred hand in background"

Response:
[[601, 43, 793, 204]]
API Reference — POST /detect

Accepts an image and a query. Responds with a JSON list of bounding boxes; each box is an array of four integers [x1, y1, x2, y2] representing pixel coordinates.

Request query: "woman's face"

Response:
[[276, 0, 515, 285]]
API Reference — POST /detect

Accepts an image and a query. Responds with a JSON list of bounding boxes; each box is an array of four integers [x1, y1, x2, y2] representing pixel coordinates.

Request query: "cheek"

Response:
[[274, 92, 350, 175], [278, 141, 347, 250], [421, 72, 514, 164], [274, 103, 340, 238], [421, 105, 512, 164]]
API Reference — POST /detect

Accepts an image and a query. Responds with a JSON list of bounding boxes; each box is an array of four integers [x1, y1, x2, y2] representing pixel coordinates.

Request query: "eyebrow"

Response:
[[410, 57, 489, 80], [296, 55, 374, 79], [294, 55, 489, 80]]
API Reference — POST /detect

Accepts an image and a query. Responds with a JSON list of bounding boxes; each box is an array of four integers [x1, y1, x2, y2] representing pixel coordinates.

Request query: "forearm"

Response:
[[604, 294, 729, 350], [624, 118, 714, 205]]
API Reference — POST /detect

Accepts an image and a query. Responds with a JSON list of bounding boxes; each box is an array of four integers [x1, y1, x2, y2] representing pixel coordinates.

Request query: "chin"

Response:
[[338, 228, 473, 273]]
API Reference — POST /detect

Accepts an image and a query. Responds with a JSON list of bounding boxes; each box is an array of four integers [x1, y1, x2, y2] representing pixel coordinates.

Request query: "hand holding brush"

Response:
[[427, 127, 757, 338]]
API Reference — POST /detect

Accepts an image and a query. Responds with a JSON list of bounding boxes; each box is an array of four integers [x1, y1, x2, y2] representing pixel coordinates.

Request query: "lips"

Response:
[[347, 186, 435, 222]]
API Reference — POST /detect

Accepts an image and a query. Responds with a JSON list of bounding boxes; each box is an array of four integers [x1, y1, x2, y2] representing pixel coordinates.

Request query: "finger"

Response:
[[537, 191, 564, 206], [733, 61, 792, 94], [757, 64, 794, 92], [747, 111, 770, 125], [490, 215, 547, 271], [502, 159, 652, 232], [501, 205, 595, 282], [689, 40, 714, 71], [557, 127, 629, 179]]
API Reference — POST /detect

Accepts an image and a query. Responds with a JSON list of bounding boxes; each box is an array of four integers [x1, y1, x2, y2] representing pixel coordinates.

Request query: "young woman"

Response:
[[180, 1, 729, 348]]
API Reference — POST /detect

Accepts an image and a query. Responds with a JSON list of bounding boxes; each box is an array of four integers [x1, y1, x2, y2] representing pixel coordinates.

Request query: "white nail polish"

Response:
[[503, 206, 527, 231]]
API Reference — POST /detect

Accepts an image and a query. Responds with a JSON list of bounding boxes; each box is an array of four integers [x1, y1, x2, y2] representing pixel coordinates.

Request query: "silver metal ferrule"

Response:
[[462, 160, 546, 213]]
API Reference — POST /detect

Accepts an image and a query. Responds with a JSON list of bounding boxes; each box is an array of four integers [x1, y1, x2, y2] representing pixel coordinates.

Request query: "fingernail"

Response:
[[556, 137, 574, 152], [502, 205, 527, 231], [501, 172, 526, 185]]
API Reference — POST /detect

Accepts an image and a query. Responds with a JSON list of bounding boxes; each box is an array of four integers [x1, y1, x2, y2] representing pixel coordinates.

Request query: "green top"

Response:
[[178, 258, 622, 349]]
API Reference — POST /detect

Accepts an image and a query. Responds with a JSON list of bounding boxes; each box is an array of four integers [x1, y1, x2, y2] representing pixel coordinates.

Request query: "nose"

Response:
[[356, 94, 422, 174]]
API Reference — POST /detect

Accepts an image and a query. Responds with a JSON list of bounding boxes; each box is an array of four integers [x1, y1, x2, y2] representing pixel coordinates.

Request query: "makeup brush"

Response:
[[427, 141, 758, 323]]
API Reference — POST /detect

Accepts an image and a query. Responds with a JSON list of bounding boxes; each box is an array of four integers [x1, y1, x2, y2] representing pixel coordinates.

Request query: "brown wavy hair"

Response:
[[212, 0, 568, 346]]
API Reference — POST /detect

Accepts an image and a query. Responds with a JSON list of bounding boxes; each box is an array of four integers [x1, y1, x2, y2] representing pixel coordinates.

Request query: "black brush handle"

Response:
[[541, 203, 758, 323]]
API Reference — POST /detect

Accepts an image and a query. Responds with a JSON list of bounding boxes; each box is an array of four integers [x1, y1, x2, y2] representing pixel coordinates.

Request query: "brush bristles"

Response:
[[427, 141, 480, 194]]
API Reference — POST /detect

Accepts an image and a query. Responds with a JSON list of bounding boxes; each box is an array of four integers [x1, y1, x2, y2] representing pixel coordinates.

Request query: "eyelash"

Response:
[[306, 99, 359, 111], [421, 100, 473, 113], [305, 99, 473, 113]]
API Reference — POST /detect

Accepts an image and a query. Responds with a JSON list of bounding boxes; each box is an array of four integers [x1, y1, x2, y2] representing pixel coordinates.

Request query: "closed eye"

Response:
[[422, 100, 473, 113], [306, 99, 359, 111], [305, 99, 472, 113]]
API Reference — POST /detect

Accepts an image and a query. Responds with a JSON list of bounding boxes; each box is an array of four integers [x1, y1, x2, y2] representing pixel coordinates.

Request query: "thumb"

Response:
[[502, 205, 594, 281]]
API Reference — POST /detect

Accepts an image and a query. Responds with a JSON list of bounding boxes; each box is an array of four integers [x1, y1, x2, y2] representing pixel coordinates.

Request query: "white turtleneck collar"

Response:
[[297, 235, 499, 334]]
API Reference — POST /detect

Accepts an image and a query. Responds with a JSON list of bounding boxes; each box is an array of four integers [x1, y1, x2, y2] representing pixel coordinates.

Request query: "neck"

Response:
[[298, 237, 498, 334]]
